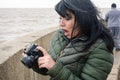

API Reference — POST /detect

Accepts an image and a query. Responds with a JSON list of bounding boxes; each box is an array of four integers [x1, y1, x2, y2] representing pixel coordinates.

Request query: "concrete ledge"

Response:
[[0, 26, 58, 80]]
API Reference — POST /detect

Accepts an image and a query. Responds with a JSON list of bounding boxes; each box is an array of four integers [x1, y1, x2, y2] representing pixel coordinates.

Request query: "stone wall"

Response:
[[0, 26, 58, 80]]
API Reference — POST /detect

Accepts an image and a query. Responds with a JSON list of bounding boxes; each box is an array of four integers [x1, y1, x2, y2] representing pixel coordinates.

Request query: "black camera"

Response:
[[21, 43, 48, 75], [21, 43, 43, 68]]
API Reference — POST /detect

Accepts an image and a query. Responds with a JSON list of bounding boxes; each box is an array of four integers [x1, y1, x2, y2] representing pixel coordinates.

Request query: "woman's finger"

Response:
[[37, 46, 48, 56]]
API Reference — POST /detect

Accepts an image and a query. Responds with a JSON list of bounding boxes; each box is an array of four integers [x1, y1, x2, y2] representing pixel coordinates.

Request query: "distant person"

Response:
[[22, 0, 114, 80], [105, 3, 120, 51]]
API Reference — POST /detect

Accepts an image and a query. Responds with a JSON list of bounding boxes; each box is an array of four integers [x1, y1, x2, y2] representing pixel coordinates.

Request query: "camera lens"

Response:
[[21, 56, 34, 68]]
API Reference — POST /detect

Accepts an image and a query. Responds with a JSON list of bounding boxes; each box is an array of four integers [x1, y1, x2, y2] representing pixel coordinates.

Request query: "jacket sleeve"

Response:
[[32, 29, 65, 75], [47, 43, 114, 80]]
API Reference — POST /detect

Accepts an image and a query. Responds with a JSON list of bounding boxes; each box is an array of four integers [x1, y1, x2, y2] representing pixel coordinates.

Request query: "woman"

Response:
[[25, 0, 114, 80]]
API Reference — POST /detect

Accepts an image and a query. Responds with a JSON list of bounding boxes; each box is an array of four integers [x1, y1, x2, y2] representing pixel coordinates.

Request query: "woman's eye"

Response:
[[59, 17, 62, 20], [65, 16, 71, 20], [59, 17, 62, 21], [59, 17, 63, 22], [59, 16, 71, 22]]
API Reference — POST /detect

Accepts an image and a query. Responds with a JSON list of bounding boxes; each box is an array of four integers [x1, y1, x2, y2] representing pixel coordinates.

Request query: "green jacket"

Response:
[[33, 29, 114, 80]]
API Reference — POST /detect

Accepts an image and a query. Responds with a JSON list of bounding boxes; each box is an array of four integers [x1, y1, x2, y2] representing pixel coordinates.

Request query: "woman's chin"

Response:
[[67, 36, 71, 39], [65, 35, 71, 39], [64, 32, 71, 38]]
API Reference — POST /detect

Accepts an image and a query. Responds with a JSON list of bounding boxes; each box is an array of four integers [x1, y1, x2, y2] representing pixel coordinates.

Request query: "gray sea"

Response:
[[0, 8, 59, 43], [0, 8, 117, 43]]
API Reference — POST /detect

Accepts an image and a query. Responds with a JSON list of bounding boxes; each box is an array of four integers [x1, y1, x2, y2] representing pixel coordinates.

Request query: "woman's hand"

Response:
[[37, 46, 55, 70], [21, 47, 26, 57]]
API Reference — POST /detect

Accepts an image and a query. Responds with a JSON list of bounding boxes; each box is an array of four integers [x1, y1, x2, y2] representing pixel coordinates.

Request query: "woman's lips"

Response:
[[62, 29, 69, 36], [63, 29, 67, 33]]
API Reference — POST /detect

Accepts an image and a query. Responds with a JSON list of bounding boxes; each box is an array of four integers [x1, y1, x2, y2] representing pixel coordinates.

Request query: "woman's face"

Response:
[[59, 12, 80, 39]]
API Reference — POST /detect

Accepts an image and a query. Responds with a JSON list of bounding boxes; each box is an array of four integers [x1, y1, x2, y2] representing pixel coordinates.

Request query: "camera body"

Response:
[[21, 43, 48, 75], [21, 43, 43, 68]]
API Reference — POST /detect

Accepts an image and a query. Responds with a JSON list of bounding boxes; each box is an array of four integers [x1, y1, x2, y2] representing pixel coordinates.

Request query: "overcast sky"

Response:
[[0, 0, 119, 8]]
